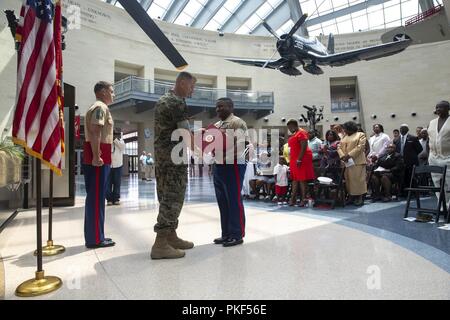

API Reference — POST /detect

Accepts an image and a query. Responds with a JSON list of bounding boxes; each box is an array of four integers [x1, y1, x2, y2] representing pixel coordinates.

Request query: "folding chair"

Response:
[[310, 166, 346, 209], [404, 165, 448, 223]]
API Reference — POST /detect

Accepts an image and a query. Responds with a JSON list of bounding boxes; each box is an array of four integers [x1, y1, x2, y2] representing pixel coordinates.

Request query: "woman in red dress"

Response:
[[287, 119, 315, 206]]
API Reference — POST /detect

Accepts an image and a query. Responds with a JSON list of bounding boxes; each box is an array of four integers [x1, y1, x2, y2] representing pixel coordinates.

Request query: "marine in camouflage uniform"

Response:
[[151, 74, 196, 259], [154, 90, 189, 233]]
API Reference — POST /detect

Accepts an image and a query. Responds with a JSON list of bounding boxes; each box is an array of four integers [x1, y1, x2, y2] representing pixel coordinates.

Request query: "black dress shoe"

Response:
[[213, 237, 228, 244], [222, 238, 243, 247], [86, 239, 115, 249]]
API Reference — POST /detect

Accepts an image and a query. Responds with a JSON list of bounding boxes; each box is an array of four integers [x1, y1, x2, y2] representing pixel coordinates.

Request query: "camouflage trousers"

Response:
[[154, 164, 188, 233]]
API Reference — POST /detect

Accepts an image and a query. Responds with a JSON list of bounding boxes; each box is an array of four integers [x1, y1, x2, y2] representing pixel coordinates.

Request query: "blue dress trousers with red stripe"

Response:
[[83, 164, 110, 246], [213, 163, 247, 240]]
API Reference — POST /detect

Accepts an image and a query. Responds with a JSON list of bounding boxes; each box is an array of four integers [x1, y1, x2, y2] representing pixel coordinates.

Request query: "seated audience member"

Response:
[[256, 151, 275, 201], [320, 130, 341, 181], [320, 130, 341, 169], [370, 144, 404, 202]]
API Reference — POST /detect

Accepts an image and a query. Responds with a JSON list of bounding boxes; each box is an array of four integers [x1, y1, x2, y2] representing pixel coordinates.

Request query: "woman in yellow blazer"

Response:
[[337, 121, 367, 206]]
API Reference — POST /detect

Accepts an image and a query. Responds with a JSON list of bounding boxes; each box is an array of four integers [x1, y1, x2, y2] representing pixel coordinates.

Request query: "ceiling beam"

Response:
[[304, 0, 391, 28], [252, 1, 290, 35], [139, 0, 154, 12], [419, 0, 434, 11], [191, 0, 227, 29], [221, 0, 265, 33], [287, 0, 308, 36], [163, 0, 190, 23]]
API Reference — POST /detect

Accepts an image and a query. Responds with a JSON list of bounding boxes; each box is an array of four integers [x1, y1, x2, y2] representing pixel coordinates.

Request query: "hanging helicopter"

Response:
[[226, 13, 411, 76]]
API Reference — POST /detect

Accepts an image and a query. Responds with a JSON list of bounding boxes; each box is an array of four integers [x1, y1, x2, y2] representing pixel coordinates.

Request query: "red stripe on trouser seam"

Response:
[[233, 163, 245, 238], [95, 167, 100, 244]]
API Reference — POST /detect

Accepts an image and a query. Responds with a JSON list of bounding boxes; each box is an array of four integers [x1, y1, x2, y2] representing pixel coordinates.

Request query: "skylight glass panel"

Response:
[[204, 19, 221, 31], [385, 20, 401, 28], [224, 0, 243, 12], [336, 18, 354, 34], [148, 0, 174, 20], [300, 1, 319, 18], [367, 8, 385, 29], [336, 14, 353, 33], [175, 12, 193, 26], [348, 0, 364, 4], [401, 0, 420, 18], [384, 4, 400, 23], [236, 24, 252, 34], [316, 0, 334, 16], [276, 20, 294, 36], [322, 23, 338, 35], [237, 0, 283, 35], [256, 3, 273, 18], [244, 15, 263, 31], [309, 26, 324, 36], [351, 12, 369, 31], [331, 0, 350, 10], [204, 0, 244, 31], [174, 0, 208, 26]]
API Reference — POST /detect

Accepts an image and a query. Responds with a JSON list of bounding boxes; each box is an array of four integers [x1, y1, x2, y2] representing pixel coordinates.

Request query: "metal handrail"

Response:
[[405, 4, 443, 26], [113, 76, 274, 106]]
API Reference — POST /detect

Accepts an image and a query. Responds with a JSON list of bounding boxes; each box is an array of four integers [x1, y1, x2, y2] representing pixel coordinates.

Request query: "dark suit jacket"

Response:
[[375, 152, 404, 177], [394, 134, 422, 167]]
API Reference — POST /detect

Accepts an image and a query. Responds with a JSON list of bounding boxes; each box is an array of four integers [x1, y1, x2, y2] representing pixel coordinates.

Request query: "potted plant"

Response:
[[0, 137, 24, 188]]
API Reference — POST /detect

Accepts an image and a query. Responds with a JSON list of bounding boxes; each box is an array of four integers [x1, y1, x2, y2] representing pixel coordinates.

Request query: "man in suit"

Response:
[[371, 144, 404, 202], [394, 124, 422, 194]]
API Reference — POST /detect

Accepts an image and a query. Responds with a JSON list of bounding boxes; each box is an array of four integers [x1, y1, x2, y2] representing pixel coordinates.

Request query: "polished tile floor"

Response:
[[0, 174, 449, 299]]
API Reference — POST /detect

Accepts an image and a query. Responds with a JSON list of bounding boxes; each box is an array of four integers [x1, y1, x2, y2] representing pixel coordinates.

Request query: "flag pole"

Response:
[[16, 159, 62, 297], [35, 170, 66, 256], [14, 0, 63, 296], [35, 0, 66, 257]]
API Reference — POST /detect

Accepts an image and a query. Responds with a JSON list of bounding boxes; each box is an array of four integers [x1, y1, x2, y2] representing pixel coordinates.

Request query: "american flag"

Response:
[[12, 0, 64, 176]]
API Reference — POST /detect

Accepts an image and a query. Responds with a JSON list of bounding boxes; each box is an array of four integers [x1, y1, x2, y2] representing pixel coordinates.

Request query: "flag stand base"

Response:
[[15, 271, 62, 297], [34, 241, 65, 256]]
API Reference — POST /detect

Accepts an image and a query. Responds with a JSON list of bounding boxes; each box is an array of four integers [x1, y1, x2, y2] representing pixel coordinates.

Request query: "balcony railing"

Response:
[[405, 4, 443, 26], [113, 76, 274, 109], [331, 100, 359, 113]]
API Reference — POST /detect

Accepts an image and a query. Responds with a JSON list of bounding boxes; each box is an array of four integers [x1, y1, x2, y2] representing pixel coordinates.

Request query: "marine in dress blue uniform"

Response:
[[212, 98, 248, 247], [83, 82, 115, 249]]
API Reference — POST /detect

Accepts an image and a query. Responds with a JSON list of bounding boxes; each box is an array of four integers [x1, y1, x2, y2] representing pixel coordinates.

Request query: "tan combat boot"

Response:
[[167, 229, 194, 250], [150, 230, 185, 259]]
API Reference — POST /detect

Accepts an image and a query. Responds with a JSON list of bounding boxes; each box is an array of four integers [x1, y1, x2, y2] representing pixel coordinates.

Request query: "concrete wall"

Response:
[[1, 0, 449, 139]]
